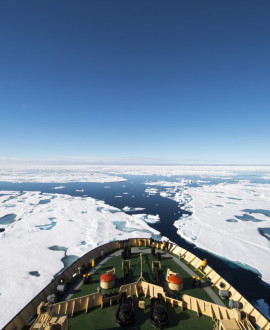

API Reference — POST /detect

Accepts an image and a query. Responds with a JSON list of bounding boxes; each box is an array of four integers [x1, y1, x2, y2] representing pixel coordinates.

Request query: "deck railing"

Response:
[[4, 238, 270, 330], [31, 280, 255, 330]]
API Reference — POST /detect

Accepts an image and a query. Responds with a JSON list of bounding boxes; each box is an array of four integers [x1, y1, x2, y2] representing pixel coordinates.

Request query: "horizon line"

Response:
[[0, 157, 270, 167]]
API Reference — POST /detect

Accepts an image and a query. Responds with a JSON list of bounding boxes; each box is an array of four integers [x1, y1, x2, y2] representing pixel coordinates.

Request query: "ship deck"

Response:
[[6, 239, 270, 330], [66, 246, 223, 329], [71, 298, 214, 329]]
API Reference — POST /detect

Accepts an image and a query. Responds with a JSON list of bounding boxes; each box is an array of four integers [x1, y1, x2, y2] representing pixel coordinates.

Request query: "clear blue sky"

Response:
[[1, 0, 270, 164]]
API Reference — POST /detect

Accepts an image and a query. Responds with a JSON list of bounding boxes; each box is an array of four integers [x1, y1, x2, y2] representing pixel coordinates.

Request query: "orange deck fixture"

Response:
[[168, 274, 183, 291], [100, 273, 115, 289]]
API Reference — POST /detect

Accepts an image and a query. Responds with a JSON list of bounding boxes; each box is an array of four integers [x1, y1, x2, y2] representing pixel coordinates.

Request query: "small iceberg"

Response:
[[145, 188, 158, 195], [133, 214, 160, 224], [122, 206, 145, 213]]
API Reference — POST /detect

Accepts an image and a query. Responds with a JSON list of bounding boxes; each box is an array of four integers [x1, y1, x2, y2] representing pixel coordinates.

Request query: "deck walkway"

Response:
[[168, 251, 225, 306], [66, 246, 225, 307]]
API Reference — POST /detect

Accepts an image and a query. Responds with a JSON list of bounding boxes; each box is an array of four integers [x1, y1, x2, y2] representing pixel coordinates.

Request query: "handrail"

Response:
[[4, 238, 270, 330]]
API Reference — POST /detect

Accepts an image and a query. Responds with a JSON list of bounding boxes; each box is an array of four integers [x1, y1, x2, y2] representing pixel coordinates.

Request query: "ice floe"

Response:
[[143, 214, 160, 223], [133, 213, 160, 224], [0, 191, 159, 328], [0, 165, 126, 183], [170, 182, 270, 283], [90, 165, 270, 178], [145, 187, 159, 195], [145, 179, 190, 187], [2, 165, 270, 184], [122, 206, 145, 212]]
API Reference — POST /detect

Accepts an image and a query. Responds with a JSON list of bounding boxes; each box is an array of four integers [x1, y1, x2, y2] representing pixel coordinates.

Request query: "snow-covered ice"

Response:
[[132, 213, 160, 224], [122, 206, 145, 212], [92, 165, 270, 178], [0, 191, 159, 328], [145, 179, 190, 187], [0, 165, 126, 183], [143, 214, 160, 223], [2, 165, 270, 183], [171, 182, 270, 283], [145, 187, 159, 195]]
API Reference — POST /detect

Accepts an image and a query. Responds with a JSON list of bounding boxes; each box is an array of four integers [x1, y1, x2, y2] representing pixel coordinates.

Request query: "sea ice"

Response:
[[0, 165, 126, 183], [171, 182, 270, 283], [132, 213, 160, 224], [88, 165, 270, 178], [145, 187, 158, 195], [143, 214, 160, 223], [122, 206, 145, 212], [2, 165, 270, 185], [145, 180, 188, 187]]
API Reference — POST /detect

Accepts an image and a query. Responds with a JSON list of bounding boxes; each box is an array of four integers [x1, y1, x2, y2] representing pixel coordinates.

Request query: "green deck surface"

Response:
[[71, 249, 213, 302], [178, 256, 231, 308], [68, 247, 218, 329], [71, 297, 214, 329]]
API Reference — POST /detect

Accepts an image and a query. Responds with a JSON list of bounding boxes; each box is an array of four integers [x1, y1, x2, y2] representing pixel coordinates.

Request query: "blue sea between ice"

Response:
[[0, 173, 270, 319]]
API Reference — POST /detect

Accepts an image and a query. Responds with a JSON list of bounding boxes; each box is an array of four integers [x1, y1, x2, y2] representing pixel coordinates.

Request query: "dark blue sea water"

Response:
[[0, 174, 270, 318]]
